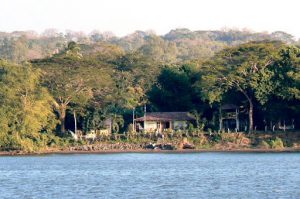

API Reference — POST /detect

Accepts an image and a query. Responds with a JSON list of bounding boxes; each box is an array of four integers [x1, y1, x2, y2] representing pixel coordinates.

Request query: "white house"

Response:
[[135, 112, 196, 133]]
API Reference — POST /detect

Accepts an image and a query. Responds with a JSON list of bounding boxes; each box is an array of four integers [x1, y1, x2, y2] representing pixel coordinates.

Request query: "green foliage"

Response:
[[270, 46, 300, 100], [0, 60, 57, 151], [83, 108, 107, 132], [0, 29, 300, 152], [200, 41, 283, 104], [188, 123, 195, 133], [138, 35, 178, 64], [0, 29, 298, 64], [149, 64, 202, 111], [199, 41, 300, 131], [110, 114, 124, 134], [211, 133, 222, 143], [32, 42, 114, 133], [269, 137, 284, 149]]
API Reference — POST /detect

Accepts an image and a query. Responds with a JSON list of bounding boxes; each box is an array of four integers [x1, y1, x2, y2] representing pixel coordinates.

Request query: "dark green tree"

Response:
[[149, 64, 201, 112]]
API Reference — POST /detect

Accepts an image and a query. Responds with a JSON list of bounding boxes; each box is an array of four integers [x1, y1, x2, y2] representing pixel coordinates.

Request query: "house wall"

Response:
[[145, 121, 158, 131], [141, 120, 189, 132]]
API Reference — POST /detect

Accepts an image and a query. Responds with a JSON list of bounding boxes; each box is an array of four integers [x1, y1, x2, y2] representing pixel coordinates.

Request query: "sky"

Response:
[[1, 0, 300, 38]]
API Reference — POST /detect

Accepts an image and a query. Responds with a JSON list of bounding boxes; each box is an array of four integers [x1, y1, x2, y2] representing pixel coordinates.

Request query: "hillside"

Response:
[[0, 28, 298, 63]]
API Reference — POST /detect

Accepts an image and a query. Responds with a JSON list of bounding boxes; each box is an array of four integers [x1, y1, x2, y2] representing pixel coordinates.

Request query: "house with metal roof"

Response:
[[134, 112, 196, 133]]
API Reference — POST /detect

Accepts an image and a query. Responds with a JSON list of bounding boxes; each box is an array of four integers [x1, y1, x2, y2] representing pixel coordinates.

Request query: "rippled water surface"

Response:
[[1, 152, 300, 199]]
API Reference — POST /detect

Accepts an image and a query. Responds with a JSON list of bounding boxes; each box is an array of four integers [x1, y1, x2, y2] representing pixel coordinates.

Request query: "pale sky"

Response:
[[1, 0, 300, 38]]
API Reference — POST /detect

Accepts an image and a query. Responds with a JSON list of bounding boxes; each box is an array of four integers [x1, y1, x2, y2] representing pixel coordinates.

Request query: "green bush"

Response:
[[269, 137, 284, 149], [0, 130, 81, 152], [211, 133, 222, 143], [0, 133, 36, 152], [188, 123, 194, 133], [127, 124, 134, 133]]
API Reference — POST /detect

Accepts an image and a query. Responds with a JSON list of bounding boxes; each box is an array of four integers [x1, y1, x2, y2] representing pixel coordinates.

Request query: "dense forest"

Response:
[[0, 28, 299, 151], [0, 28, 298, 63]]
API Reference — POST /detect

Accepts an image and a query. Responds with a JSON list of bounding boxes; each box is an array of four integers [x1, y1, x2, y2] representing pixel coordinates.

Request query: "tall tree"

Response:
[[0, 61, 56, 151], [32, 42, 113, 133], [200, 41, 284, 132]]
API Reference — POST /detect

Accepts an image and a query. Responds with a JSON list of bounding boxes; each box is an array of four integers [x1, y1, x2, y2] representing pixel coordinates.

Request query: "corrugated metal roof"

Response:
[[135, 112, 196, 122]]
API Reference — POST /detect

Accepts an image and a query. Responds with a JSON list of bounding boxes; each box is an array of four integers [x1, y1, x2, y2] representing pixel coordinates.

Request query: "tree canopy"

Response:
[[0, 61, 56, 151], [0, 32, 300, 151], [200, 41, 300, 131]]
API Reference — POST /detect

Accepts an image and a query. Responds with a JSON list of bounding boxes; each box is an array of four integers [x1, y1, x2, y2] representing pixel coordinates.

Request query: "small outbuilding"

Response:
[[135, 112, 196, 133]]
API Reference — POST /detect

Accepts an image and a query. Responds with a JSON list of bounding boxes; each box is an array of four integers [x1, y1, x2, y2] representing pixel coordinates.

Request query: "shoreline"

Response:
[[1, 148, 300, 156]]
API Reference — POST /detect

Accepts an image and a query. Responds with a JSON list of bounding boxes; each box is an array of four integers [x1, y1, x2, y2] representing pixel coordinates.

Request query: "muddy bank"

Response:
[[1, 145, 300, 156]]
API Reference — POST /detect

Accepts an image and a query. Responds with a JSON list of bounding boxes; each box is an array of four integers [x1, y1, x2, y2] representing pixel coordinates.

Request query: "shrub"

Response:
[[188, 123, 194, 133], [211, 133, 222, 143], [259, 140, 270, 149], [269, 137, 284, 149], [127, 124, 134, 133]]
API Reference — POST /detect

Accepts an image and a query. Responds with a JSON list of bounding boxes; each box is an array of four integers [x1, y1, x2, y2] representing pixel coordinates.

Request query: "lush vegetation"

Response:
[[1, 29, 299, 63], [0, 29, 299, 152]]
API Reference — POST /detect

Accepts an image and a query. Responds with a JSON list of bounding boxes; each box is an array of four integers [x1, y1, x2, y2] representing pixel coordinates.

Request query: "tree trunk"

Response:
[[59, 104, 67, 133], [238, 88, 254, 133], [248, 101, 254, 133], [73, 110, 77, 134]]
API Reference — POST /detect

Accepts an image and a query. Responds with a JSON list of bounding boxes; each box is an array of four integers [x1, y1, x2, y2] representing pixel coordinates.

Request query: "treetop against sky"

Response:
[[1, 0, 300, 38]]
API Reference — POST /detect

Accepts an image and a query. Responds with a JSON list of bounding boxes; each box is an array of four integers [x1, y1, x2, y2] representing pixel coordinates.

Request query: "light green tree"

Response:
[[0, 60, 56, 151]]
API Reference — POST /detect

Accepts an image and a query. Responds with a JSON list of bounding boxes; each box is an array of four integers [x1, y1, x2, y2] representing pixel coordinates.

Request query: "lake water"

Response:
[[0, 152, 300, 199]]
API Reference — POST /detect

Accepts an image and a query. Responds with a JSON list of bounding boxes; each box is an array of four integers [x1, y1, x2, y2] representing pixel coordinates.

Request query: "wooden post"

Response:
[[160, 121, 162, 133], [132, 108, 135, 132], [144, 105, 147, 132], [235, 108, 239, 132]]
